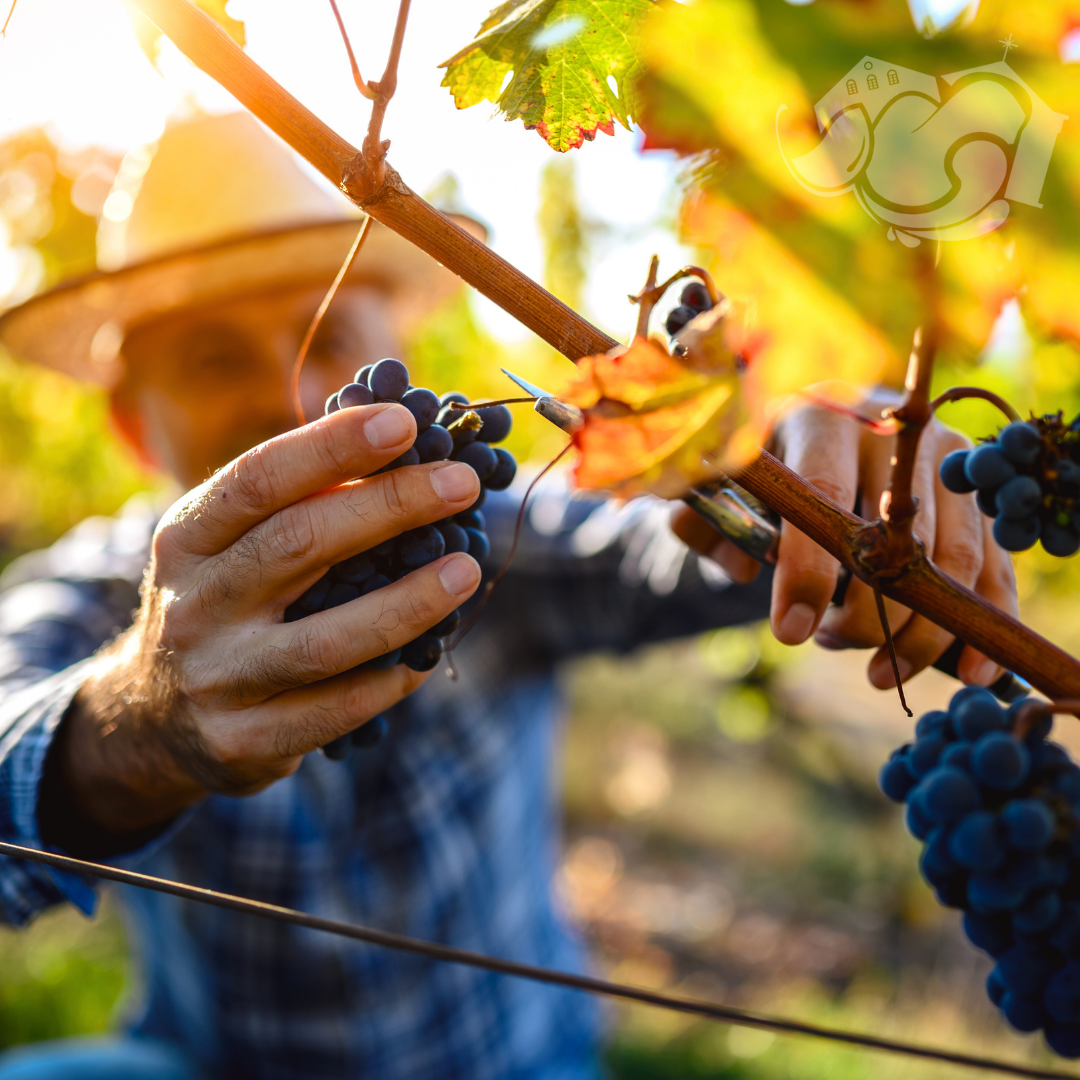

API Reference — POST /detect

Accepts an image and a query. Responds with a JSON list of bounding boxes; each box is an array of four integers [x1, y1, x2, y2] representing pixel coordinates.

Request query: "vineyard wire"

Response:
[[0, 839, 1074, 1080]]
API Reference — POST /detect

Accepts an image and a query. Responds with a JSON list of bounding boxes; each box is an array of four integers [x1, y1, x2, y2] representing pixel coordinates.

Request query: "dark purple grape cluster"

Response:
[[880, 687, 1080, 1057], [939, 415, 1080, 556], [287, 358, 517, 760], [664, 280, 716, 337]]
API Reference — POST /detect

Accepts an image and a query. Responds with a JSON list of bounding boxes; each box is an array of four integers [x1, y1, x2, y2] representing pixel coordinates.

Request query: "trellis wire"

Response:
[[0, 840, 1074, 1078]]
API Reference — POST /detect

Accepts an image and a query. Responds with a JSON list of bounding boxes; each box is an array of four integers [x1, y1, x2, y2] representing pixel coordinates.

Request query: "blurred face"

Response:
[[114, 284, 398, 488]]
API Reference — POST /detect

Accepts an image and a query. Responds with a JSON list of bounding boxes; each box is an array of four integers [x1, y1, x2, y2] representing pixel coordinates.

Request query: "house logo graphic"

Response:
[[778, 54, 1067, 246]]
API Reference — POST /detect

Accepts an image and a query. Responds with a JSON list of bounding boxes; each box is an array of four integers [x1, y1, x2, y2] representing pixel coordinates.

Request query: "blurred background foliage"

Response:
[[3, 0, 1080, 1071]]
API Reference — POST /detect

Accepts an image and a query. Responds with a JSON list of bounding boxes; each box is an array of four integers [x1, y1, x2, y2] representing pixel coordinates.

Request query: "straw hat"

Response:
[[0, 112, 485, 386]]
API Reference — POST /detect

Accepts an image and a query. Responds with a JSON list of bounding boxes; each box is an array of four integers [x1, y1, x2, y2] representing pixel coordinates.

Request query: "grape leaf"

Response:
[[439, 0, 651, 152]]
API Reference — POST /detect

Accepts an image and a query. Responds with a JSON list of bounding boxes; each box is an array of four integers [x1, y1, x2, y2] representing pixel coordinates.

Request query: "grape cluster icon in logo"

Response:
[[778, 47, 1067, 246]]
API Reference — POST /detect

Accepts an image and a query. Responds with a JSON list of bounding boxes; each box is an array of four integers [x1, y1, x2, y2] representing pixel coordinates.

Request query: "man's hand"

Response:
[[55, 403, 482, 838], [672, 404, 1019, 689]]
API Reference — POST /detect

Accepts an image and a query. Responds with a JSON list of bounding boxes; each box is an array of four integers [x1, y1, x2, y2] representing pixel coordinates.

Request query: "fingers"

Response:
[[866, 440, 985, 687], [816, 424, 941, 652], [156, 404, 417, 561], [669, 504, 761, 584], [770, 410, 861, 644], [199, 460, 480, 612], [226, 553, 481, 702], [244, 664, 432, 766]]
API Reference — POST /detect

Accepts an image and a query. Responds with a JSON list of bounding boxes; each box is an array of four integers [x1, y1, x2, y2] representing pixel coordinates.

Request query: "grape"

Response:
[[878, 756, 916, 801], [362, 646, 403, 672], [400, 388, 440, 431], [1058, 459, 1080, 485], [918, 766, 980, 822], [1042, 522, 1080, 557], [950, 812, 1005, 870], [415, 424, 454, 463], [457, 509, 486, 532], [940, 741, 973, 771], [966, 912, 1013, 957], [368, 358, 410, 401], [965, 444, 1017, 489], [1002, 800, 1056, 851], [321, 733, 351, 761], [680, 281, 712, 312], [995, 476, 1042, 520], [360, 573, 392, 596], [999, 422, 1043, 465], [950, 688, 1007, 741], [939, 450, 976, 494], [969, 873, 1027, 913], [335, 553, 376, 586], [301, 360, 513, 760], [993, 514, 1041, 552], [905, 734, 946, 779], [1045, 1022, 1080, 1058], [431, 608, 461, 638], [916, 709, 949, 738], [486, 448, 517, 492], [476, 404, 513, 444], [997, 944, 1058, 996], [921, 826, 960, 883], [973, 732, 1030, 790], [401, 632, 444, 672], [437, 523, 470, 555], [987, 967, 1009, 1005], [338, 382, 375, 409], [1002, 992, 1045, 1032], [465, 527, 490, 560], [296, 573, 333, 612], [399, 526, 445, 570], [325, 392, 341, 415], [906, 800, 935, 840], [664, 305, 697, 336], [454, 441, 499, 482], [976, 487, 1000, 517], [352, 713, 388, 748], [324, 582, 361, 609], [1015, 890, 1061, 934], [1046, 964, 1080, 1024]]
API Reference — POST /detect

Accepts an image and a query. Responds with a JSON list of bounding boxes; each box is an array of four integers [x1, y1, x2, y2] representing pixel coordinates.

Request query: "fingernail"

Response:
[[430, 462, 477, 502], [814, 630, 845, 650], [364, 406, 412, 449], [971, 656, 999, 687], [895, 658, 913, 683], [438, 554, 480, 597], [776, 602, 817, 643]]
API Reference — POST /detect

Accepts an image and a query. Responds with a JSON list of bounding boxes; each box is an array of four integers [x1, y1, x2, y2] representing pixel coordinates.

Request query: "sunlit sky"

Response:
[[0, 0, 694, 341]]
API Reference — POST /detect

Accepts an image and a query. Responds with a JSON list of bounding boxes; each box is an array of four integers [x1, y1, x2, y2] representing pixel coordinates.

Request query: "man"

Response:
[[0, 112, 1015, 1079]]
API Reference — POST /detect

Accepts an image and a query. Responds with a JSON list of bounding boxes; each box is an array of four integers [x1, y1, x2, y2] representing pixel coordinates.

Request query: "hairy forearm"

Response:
[[39, 624, 207, 852]]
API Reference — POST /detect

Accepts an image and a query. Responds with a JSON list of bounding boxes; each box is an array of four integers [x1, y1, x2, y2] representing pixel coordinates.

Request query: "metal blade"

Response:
[[500, 368, 554, 401]]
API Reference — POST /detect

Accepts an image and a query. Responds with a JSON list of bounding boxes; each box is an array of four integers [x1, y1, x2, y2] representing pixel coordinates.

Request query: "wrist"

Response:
[[52, 644, 206, 838]]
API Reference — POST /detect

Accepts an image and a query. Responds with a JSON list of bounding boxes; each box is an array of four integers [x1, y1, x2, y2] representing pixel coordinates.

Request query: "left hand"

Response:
[[670, 403, 1019, 689]]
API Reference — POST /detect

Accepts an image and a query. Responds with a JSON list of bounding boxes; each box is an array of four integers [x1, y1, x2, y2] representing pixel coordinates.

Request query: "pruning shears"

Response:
[[501, 369, 1030, 704]]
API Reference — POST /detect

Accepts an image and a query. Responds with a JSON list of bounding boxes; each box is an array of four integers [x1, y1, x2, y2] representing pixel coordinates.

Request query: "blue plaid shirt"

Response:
[[0, 485, 770, 1080]]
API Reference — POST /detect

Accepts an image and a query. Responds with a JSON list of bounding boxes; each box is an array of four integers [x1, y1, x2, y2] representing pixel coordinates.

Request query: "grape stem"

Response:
[[290, 216, 373, 426], [873, 586, 912, 716], [127, 0, 1080, 702], [1011, 699, 1080, 741], [1, 0, 19, 35], [628, 258, 719, 341], [327, 0, 378, 100], [929, 387, 1022, 424]]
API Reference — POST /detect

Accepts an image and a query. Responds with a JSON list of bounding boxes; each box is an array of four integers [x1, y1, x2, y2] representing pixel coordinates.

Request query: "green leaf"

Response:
[[440, 0, 651, 152]]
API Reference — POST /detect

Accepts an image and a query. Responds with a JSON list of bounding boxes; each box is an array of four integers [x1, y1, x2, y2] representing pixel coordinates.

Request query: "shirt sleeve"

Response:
[[475, 478, 774, 668]]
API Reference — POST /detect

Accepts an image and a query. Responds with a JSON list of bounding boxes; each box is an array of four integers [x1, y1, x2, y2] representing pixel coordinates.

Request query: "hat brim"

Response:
[[0, 214, 485, 386]]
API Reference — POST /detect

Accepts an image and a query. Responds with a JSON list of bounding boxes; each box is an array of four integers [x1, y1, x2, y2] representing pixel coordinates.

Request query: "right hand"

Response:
[[57, 403, 482, 837]]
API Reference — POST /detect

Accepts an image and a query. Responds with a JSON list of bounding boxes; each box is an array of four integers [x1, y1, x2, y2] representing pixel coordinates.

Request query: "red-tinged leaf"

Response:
[[439, 0, 651, 153]]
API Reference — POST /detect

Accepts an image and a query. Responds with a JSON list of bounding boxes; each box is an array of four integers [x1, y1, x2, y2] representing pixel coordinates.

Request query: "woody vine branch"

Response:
[[129, 0, 1080, 702]]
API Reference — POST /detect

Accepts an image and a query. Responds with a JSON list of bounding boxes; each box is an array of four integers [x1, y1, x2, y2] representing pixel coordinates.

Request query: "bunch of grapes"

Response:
[[880, 687, 1080, 1056], [664, 280, 716, 337], [939, 415, 1080, 556], [285, 358, 517, 759]]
